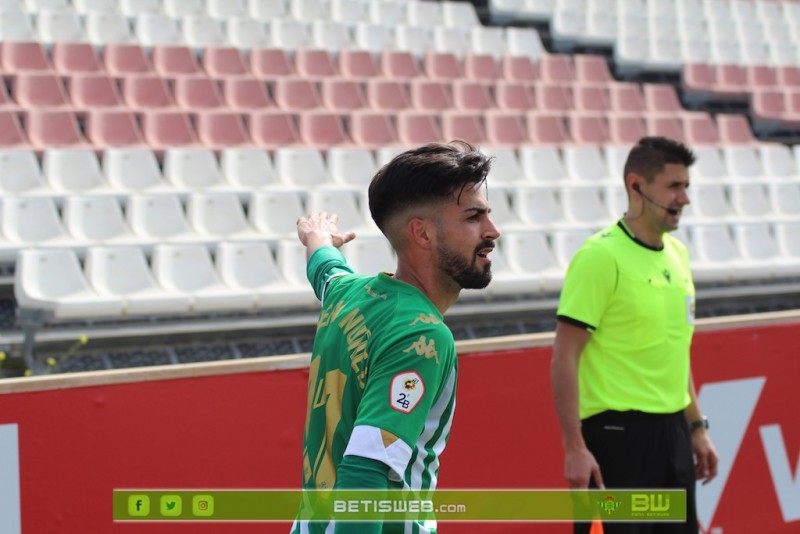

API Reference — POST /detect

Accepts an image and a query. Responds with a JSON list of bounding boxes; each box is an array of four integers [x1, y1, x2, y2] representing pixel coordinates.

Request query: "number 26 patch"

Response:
[[390, 371, 425, 414]]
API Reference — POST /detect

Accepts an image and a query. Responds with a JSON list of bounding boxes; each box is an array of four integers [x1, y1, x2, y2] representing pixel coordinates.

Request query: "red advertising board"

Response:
[[0, 320, 798, 533]]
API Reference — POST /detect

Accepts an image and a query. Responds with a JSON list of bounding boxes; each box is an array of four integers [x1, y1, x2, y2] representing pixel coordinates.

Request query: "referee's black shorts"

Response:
[[574, 410, 698, 534]]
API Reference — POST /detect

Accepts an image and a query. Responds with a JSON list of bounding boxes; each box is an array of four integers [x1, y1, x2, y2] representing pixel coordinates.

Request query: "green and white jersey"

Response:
[[292, 246, 458, 534], [557, 220, 695, 420]]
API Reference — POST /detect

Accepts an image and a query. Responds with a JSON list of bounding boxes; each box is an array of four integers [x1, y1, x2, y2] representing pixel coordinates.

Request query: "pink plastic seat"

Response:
[[197, 110, 251, 149], [441, 111, 486, 145], [502, 55, 537, 83], [52, 43, 102, 73], [608, 82, 646, 114], [299, 111, 351, 148], [86, 109, 146, 148], [643, 83, 684, 114], [152, 45, 200, 77], [295, 48, 338, 78], [746, 65, 778, 88], [526, 112, 570, 146], [713, 65, 749, 99], [495, 81, 534, 110], [410, 79, 453, 110], [223, 77, 273, 110], [27, 109, 91, 149], [350, 110, 398, 148], [250, 48, 294, 81], [682, 112, 719, 145], [607, 114, 646, 144], [103, 43, 152, 76], [716, 113, 758, 145], [123, 74, 175, 109], [568, 113, 610, 144], [321, 78, 366, 111], [381, 50, 422, 79], [573, 85, 610, 112], [464, 53, 501, 82], [13, 72, 71, 108], [69, 73, 124, 108], [645, 115, 686, 142], [248, 110, 301, 149], [574, 54, 613, 85], [0, 110, 31, 148], [173, 75, 224, 109], [485, 110, 528, 146], [143, 109, 200, 151], [339, 49, 380, 79], [535, 82, 572, 112], [273, 77, 322, 110], [365, 79, 409, 110], [539, 54, 575, 84], [397, 111, 442, 145], [424, 51, 463, 80], [452, 80, 494, 110], [681, 63, 715, 98], [1, 41, 50, 73], [777, 66, 800, 88], [202, 46, 249, 79]]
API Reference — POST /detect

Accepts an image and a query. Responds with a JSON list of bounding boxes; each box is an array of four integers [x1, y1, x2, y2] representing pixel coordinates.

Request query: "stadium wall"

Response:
[[1, 312, 799, 534]]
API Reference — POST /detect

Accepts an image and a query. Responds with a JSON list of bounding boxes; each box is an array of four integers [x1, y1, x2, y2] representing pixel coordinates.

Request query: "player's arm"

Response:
[[297, 212, 357, 299], [685, 372, 719, 485], [551, 320, 604, 489]]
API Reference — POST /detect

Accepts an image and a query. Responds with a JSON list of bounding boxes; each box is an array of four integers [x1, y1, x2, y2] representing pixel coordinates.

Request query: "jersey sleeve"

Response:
[[306, 246, 356, 301], [343, 322, 455, 479], [557, 243, 617, 331]]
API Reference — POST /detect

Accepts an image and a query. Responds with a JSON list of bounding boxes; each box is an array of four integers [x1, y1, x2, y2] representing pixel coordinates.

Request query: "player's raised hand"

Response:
[[297, 212, 356, 253]]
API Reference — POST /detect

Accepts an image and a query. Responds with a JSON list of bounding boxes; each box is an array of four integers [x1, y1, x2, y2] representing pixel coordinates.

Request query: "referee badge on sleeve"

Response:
[[390, 371, 425, 414]]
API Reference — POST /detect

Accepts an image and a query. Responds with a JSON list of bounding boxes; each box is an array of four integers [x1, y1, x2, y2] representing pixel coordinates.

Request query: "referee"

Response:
[[551, 137, 719, 534]]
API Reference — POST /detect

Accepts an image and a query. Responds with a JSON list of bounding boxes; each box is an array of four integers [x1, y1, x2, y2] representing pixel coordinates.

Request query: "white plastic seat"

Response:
[[248, 0, 287, 21], [135, 13, 181, 46], [561, 184, 612, 226], [728, 182, 772, 218], [163, 0, 204, 17], [62, 195, 143, 246], [692, 146, 727, 181], [768, 182, 800, 218], [0, 150, 50, 196], [689, 183, 732, 219], [339, 234, 395, 275], [407, 0, 444, 29], [73, 0, 118, 13], [120, 0, 161, 17], [375, 146, 410, 167], [269, 18, 310, 51], [723, 146, 765, 182], [311, 20, 352, 52], [484, 185, 524, 230], [37, 9, 84, 44], [327, 148, 378, 188], [519, 146, 567, 183], [330, 0, 368, 26], [103, 148, 170, 193], [443, 1, 480, 28], [43, 149, 115, 195], [220, 148, 281, 189], [563, 146, 613, 183], [395, 25, 433, 58], [774, 220, 800, 263], [732, 221, 796, 278], [86, 12, 134, 44], [274, 148, 331, 187], [482, 146, 526, 185], [689, 223, 739, 282], [85, 246, 192, 315], [551, 228, 593, 269], [225, 17, 269, 48], [369, 1, 406, 26], [248, 189, 306, 239], [276, 238, 314, 288], [470, 26, 506, 59], [163, 148, 226, 191], [14, 248, 124, 319], [215, 241, 313, 309], [603, 146, 630, 183], [502, 229, 564, 293], [0, 11, 36, 41], [433, 27, 469, 57], [354, 21, 393, 54], [512, 184, 564, 228], [474, 240, 537, 297], [207, 0, 247, 19], [290, 0, 326, 21], [505, 27, 546, 60], [186, 192, 262, 241], [126, 194, 205, 244], [604, 184, 628, 219], [182, 15, 226, 48], [0, 197, 74, 261], [152, 243, 254, 312], [306, 187, 373, 235], [759, 144, 799, 180]]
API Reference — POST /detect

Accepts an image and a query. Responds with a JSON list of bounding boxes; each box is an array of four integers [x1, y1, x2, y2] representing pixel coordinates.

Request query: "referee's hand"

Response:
[[565, 445, 605, 489]]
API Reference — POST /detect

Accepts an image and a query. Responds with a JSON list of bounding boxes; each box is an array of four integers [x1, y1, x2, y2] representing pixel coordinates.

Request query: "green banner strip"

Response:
[[113, 490, 686, 522]]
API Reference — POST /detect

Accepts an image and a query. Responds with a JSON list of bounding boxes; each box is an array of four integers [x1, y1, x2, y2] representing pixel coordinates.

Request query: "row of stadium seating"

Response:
[[5, 143, 800, 195], [14, 214, 800, 320]]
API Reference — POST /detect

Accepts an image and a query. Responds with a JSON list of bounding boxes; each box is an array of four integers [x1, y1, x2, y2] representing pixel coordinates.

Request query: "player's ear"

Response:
[[407, 217, 434, 250]]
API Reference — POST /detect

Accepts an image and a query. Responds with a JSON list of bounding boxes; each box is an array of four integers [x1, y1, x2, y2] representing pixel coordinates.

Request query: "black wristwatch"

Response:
[[690, 416, 709, 432]]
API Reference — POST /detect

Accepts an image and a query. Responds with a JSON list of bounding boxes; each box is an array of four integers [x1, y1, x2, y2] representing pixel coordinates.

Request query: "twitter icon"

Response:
[[160, 495, 182, 517]]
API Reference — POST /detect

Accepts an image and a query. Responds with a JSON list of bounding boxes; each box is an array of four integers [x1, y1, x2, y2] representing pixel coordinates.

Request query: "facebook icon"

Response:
[[128, 495, 150, 516]]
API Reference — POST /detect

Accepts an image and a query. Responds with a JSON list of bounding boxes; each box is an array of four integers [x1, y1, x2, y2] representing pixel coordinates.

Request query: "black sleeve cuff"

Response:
[[556, 315, 596, 332]]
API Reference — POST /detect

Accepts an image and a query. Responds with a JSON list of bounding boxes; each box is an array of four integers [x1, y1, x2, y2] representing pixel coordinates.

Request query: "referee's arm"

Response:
[[551, 319, 605, 490]]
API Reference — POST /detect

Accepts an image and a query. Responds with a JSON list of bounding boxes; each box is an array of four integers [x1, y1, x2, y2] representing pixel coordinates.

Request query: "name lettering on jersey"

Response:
[[364, 283, 387, 300], [409, 313, 441, 326], [403, 335, 440, 365], [339, 308, 370, 389], [390, 371, 425, 414], [318, 300, 345, 329]]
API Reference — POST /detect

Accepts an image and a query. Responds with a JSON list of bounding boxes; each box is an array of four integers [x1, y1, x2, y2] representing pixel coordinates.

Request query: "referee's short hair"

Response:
[[623, 136, 696, 183]]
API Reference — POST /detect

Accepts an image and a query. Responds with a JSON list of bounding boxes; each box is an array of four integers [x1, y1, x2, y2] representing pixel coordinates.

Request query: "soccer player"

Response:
[[291, 141, 500, 534], [551, 137, 719, 534]]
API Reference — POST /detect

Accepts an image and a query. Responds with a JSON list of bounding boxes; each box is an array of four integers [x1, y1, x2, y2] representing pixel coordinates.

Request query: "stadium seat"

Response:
[[42, 148, 113, 194], [330, 0, 368, 25], [607, 114, 647, 144], [321, 79, 366, 111], [731, 222, 794, 279], [52, 43, 102, 73], [306, 187, 370, 234], [0, 10, 37, 42], [551, 228, 594, 269], [135, 13, 181, 46], [568, 113, 611, 145], [424, 51, 464, 80], [723, 146, 765, 181], [0, 111, 32, 149], [250, 48, 294, 81], [563, 145, 613, 183], [534, 83, 572, 112], [274, 147, 330, 187], [759, 144, 799, 180], [410, 79, 453, 110], [442, 111, 486, 145], [119, 0, 161, 18], [526, 112, 571, 146], [298, 111, 351, 148], [152, 45, 201, 77], [573, 86, 610, 113], [645, 116, 685, 143], [716, 114, 758, 145], [495, 81, 535, 110], [574, 54, 614, 85], [142, 110, 200, 152], [512, 184, 564, 227], [433, 27, 470, 57], [339, 49, 380, 80], [692, 146, 727, 180], [561, 184, 612, 225], [690, 183, 733, 219], [123, 75, 175, 110], [469, 26, 506, 59], [0, 149, 49, 195], [196, 110, 251, 150], [453, 80, 494, 110], [69, 73, 124, 108], [482, 146, 526, 185], [643, 83, 684, 114], [163, 0, 204, 17], [501, 55, 538, 83], [207, 0, 248, 18], [220, 147, 281, 189], [0, 196, 76, 260], [295, 48, 338, 79], [62, 195, 141, 246], [27, 110, 91, 150], [103, 148, 169, 192], [269, 19, 311, 51], [311, 20, 352, 52], [728, 182, 772, 218], [215, 241, 310, 309], [151, 243, 255, 312], [126, 193, 203, 243], [182, 15, 226, 48], [103, 43, 153, 76], [682, 112, 719, 145], [484, 111, 528, 146], [248, 189, 307, 239], [223, 77, 273, 110], [225, 17, 269, 49], [501, 229, 564, 293], [85, 246, 192, 316], [163, 147, 225, 191], [15, 248, 125, 318], [202, 47, 249, 79], [381, 50, 422, 79], [354, 22, 393, 54], [248, 110, 302, 149], [505, 27, 546, 61], [86, 109, 147, 149], [13, 72, 71, 108], [74, 0, 119, 14], [339, 234, 396, 275], [186, 192, 262, 241], [365, 80, 410, 110], [248, 0, 287, 21], [539, 54, 575, 84], [396, 111, 443, 145], [36, 9, 84, 45], [173, 76, 224, 109], [273, 77, 322, 110], [349, 110, 399, 148], [327, 147, 379, 188]]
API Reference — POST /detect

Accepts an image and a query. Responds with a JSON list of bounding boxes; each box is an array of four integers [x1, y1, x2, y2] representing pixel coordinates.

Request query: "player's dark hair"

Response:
[[623, 136, 696, 183], [368, 140, 493, 233]]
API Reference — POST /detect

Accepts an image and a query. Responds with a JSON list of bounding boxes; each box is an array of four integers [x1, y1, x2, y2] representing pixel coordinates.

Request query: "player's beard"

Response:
[[437, 240, 493, 289]]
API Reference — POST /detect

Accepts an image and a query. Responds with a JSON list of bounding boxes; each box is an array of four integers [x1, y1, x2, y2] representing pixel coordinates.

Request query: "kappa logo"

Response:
[[409, 314, 441, 326], [403, 336, 440, 364]]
